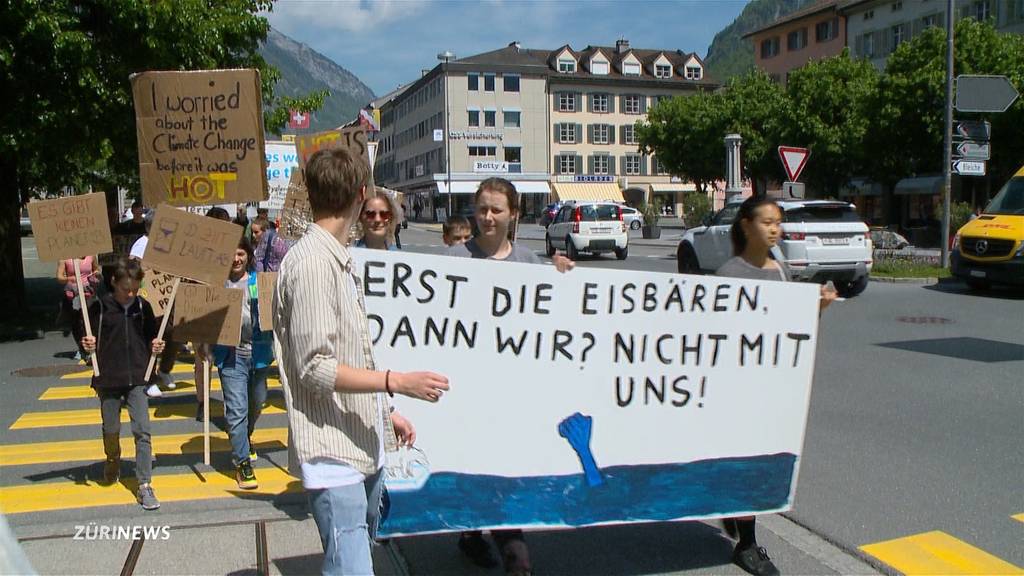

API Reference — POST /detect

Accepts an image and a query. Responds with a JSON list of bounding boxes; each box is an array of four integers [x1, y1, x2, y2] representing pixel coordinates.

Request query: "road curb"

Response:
[[765, 514, 884, 575], [869, 276, 939, 284]]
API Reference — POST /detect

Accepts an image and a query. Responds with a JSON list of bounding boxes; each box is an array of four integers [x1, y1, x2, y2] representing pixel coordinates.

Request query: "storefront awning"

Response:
[[551, 182, 624, 203], [436, 181, 552, 194], [650, 182, 697, 193], [894, 176, 943, 196]]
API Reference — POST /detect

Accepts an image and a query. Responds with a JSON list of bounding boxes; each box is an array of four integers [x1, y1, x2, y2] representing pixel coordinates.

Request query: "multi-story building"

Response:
[[744, 0, 846, 85], [374, 40, 717, 221], [841, 0, 1021, 69]]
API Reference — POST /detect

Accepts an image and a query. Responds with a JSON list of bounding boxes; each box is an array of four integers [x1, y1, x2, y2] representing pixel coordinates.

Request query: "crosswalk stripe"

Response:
[[9, 398, 286, 430], [61, 360, 278, 380], [0, 467, 302, 514], [0, 428, 288, 467], [860, 530, 1024, 575], [40, 377, 282, 400]]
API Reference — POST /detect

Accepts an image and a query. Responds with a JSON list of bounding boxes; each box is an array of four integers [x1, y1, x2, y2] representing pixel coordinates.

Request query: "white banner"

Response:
[[264, 142, 298, 211], [350, 249, 821, 536]]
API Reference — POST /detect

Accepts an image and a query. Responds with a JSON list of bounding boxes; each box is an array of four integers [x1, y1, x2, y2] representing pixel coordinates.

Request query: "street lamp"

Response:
[[438, 50, 455, 221]]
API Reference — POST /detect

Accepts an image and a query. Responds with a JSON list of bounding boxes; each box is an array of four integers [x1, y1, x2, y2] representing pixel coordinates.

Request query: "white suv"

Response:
[[546, 201, 629, 260], [676, 199, 872, 297]]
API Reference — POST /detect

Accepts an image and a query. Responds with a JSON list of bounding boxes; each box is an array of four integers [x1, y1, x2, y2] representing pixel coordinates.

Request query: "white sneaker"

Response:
[[156, 372, 176, 390], [145, 384, 163, 398]]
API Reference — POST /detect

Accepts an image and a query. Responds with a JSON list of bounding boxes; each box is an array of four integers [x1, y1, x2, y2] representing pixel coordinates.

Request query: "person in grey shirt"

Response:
[[444, 177, 572, 575], [714, 196, 836, 576]]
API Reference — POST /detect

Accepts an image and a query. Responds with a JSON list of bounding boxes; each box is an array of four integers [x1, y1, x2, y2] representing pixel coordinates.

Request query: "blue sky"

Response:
[[265, 0, 750, 97]]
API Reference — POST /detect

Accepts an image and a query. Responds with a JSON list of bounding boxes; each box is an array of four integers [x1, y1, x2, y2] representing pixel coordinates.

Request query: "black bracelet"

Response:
[[385, 370, 394, 397]]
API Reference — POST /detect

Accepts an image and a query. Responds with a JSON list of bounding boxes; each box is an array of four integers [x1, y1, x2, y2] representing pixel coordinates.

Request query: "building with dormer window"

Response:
[[374, 39, 718, 221]]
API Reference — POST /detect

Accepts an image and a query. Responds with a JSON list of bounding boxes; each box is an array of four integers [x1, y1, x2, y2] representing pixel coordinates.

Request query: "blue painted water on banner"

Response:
[[380, 452, 796, 536]]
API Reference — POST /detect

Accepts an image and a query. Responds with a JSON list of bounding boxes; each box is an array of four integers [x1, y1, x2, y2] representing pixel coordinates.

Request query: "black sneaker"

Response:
[[733, 544, 780, 576], [236, 460, 258, 489], [458, 532, 498, 568]]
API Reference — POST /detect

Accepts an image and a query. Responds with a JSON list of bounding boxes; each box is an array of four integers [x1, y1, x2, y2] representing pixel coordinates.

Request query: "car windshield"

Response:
[[984, 176, 1024, 215], [578, 204, 620, 221], [784, 204, 861, 223]]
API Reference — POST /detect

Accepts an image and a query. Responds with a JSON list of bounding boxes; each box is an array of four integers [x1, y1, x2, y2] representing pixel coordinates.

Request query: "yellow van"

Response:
[[951, 165, 1024, 289]]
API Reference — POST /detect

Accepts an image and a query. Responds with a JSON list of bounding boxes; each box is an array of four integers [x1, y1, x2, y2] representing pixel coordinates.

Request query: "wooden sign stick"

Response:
[[143, 277, 182, 381], [203, 357, 211, 466], [73, 259, 100, 377]]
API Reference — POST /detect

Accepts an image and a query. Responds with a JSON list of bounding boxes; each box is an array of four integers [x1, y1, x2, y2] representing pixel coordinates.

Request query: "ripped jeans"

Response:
[[307, 470, 384, 576]]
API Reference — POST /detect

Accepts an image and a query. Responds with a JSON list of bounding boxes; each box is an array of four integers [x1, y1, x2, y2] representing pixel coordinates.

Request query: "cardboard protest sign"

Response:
[[142, 204, 242, 285], [131, 69, 267, 207], [139, 268, 177, 317], [172, 284, 243, 346], [294, 126, 375, 190], [337, 249, 821, 537], [256, 272, 277, 330], [28, 193, 113, 262], [265, 141, 298, 211], [99, 234, 145, 266], [278, 169, 313, 240]]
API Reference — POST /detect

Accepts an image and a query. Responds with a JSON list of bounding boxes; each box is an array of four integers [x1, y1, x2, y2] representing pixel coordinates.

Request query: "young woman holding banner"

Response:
[[355, 190, 402, 251], [211, 236, 274, 490], [710, 196, 836, 576], [80, 256, 165, 510], [445, 177, 574, 576]]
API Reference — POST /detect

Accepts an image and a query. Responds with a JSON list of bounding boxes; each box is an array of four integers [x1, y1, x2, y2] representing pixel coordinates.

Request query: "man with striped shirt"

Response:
[[273, 148, 450, 575]]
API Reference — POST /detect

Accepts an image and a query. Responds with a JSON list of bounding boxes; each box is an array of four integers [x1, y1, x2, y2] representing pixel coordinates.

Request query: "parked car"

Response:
[[545, 201, 628, 260], [539, 202, 562, 227], [620, 206, 644, 230], [676, 199, 872, 297], [951, 164, 1024, 289]]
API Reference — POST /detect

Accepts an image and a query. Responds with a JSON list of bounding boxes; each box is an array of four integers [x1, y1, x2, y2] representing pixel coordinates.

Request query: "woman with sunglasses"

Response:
[[356, 191, 403, 251]]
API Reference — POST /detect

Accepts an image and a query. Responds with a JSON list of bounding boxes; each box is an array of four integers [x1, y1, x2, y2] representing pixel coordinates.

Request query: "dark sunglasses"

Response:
[[362, 210, 392, 221]]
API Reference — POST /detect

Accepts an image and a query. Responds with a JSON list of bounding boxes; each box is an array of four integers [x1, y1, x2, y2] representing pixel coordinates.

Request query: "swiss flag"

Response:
[[288, 109, 310, 129]]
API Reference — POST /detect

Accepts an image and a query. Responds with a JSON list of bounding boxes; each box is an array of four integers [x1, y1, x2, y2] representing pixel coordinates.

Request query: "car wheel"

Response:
[[544, 234, 555, 257], [837, 276, 868, 298], [615, 246, 628, 260], [565, 236, 579, 260], [630, 220, 641, 230], [677, 243, 701, 274]]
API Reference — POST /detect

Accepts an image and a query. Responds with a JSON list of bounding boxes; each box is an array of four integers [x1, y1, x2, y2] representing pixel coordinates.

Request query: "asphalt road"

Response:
[[4, 228, 1022, 575]]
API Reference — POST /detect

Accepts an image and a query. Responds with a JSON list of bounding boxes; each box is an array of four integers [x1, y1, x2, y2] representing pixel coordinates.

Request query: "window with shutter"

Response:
[[553, 123, 560, 143], [588, 124, 594, 144], [608, 125, 616, 145], [608, 156, 616, 175], [574, 93, 582, 112], [575, 123, 583, 144]]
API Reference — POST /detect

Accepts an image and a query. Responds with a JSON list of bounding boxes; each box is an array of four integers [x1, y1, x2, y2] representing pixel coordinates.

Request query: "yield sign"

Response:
[[778, 146, 810, 182]]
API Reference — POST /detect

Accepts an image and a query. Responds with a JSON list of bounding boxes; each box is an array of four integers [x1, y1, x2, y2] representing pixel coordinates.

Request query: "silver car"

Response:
[[620, 206, 644, 230]]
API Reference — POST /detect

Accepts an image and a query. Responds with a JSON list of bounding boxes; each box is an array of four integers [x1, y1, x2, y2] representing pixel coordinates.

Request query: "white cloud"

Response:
[[266, 0, 429, 35]]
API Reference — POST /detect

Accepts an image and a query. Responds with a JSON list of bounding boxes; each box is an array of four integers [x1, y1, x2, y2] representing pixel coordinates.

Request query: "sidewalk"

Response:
[[14, 508, 879, 575]]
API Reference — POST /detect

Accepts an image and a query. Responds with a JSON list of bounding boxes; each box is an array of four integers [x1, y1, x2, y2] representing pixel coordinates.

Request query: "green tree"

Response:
[[720, 70, 790, 192], [0, 0, 326, 310], [784, 50, 880, 197], [638, 90, 727, 194], [869, 18, 1024, 188]]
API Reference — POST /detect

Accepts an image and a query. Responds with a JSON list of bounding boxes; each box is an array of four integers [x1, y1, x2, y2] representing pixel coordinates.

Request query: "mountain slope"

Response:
[[705, 0, 816, 82], [260, 28, 376, 132]]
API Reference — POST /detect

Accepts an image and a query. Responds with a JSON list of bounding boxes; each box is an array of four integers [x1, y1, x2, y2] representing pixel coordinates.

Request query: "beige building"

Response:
[[744, 0, 846, 86], [374, 40, 718, 220]]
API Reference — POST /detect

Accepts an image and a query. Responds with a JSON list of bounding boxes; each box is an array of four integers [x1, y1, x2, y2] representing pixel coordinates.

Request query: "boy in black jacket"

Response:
[[81, 256, 165, 510]]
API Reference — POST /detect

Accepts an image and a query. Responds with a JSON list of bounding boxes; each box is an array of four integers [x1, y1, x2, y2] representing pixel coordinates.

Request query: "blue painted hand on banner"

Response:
[[558, 412, 604, 487]]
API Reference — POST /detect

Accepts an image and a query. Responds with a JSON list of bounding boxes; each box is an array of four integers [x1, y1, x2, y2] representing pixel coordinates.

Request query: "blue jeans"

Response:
[[217, 349, 268, 465], [308, 470, 385, 576]]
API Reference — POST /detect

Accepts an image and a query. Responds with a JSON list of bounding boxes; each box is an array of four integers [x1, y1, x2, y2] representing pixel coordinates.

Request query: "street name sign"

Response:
[[955, 75, 1019, 113], [955, 120, 991, 141], [953, 160, 986, 176], [778, 146, 810, 182], [954, 141, 990, 160]]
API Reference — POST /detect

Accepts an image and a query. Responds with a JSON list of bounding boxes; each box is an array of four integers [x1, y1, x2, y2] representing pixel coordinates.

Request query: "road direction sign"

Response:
[[778, 146, 810, 182], [955, 141, 990, 160], [955, 75, 1019, 113], [952, 160, 986, 176], [955, 120, 991, 141]]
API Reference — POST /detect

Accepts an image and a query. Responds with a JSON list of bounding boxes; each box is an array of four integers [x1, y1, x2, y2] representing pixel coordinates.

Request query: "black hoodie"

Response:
[[84, 292, 158, 390]]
